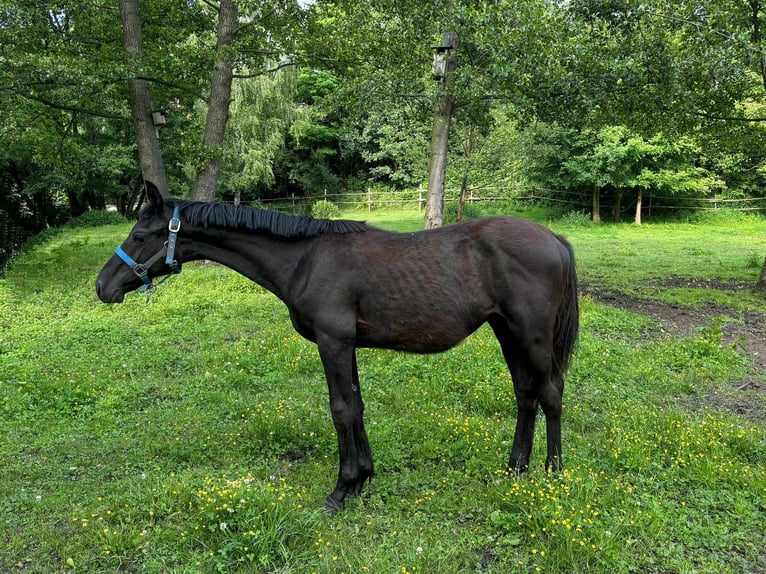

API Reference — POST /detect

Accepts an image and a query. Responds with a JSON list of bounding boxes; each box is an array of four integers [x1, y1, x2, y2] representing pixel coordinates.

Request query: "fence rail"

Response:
[[257, 186, 766, 215]]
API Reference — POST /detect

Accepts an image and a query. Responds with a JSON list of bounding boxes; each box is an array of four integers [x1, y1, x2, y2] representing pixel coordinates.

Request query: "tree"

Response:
[[268, 68, 348, 198], [186, 0, 303, 201], [0, 0, 212, 212], [424, 29, 458, 229], [558, 0, 766, 286], [342, 106, 431, 188], [119, 0, 170, 196], [0, 0, 302, 210], [220, 67, 302, 201], [190, 0, 238, 201], [303, 0, 569, 226], [525, 123, 721, 224], [300, 0, 439, 216]]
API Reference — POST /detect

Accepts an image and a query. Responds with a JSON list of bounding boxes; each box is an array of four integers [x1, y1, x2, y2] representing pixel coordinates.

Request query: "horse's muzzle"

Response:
[[95, 277, 125, 303]]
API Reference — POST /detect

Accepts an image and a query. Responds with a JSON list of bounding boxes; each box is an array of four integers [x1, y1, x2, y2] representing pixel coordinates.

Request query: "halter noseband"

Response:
[[114, 205, 182, 299]]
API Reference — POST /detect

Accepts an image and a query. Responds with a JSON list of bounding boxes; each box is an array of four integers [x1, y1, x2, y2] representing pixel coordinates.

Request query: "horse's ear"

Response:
[[145, 181, 164, 210]]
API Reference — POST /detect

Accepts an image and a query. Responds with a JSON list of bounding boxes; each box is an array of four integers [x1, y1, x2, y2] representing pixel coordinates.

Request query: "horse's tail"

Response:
[[553, 234, 579, 375]]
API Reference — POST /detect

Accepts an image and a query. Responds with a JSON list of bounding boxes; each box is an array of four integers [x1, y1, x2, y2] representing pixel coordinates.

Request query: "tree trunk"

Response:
[[592, 184, 601, 223], [756, 256, 766, 292], [635, 188, 643, 226], [612, 190, 622, 222], [66, 189, 88, 217], [115, 180, 143, 216], [119, 0, 169, 196], [191, 0, 239, 202], [456, 173, 468, 222], [749, 0, 766, 291], [424, 88, 454, 229], [424, 29, 458, 229]]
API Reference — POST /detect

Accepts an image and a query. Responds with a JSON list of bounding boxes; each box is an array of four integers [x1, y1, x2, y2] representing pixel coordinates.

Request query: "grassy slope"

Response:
[[1, 208, 765, 573]]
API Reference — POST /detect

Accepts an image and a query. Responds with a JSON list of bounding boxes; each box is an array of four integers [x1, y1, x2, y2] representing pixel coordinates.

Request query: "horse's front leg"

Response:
[[317, 336, 373, 513]]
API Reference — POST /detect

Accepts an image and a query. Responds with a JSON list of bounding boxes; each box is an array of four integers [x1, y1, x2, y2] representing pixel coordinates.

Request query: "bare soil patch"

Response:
[[582, 279, 766, 422]]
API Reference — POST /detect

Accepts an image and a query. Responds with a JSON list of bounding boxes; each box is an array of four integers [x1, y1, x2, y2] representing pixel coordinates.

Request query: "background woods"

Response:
[[4, 0, 766, 280]]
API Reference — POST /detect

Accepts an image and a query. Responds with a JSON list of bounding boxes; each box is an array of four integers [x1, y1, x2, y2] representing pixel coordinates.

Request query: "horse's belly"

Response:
[[355, 315, 477, 354]]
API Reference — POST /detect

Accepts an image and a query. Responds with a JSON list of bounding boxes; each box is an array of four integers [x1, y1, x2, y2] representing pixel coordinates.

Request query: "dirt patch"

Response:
[[648, 277, 754, 292], [582, 281, 766, 422]]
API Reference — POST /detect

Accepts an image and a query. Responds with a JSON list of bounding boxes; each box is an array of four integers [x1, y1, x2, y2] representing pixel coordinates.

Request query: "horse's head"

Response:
[[96, 182, 182, 303]]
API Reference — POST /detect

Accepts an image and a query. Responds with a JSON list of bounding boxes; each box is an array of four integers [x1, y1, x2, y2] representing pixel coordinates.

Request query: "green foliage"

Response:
[[342, 107, 431, 188], [443, 201, 485, 223], [454, 109, 531, 191], [65, 210, 128, 229], [311, 199, 341, 219], [269, 69, 347, 196], [683, 208, 763, 225], [558, 209, 595, 227], [220, 68, 303, 200], [5, 0, 766, 236], [528, 124, 721, 200]]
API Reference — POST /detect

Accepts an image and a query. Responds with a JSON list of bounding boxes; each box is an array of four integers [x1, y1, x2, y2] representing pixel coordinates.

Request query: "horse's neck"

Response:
[[187, 227, 302, 300]]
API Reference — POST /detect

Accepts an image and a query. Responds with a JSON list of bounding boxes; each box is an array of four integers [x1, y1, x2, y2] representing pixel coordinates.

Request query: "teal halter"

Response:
[[114, 205, 181, 298]]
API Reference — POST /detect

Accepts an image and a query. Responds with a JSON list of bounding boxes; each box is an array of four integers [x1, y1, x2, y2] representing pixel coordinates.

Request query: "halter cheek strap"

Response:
[[115, 205, 182, 297], [114, 245, 158, 289]]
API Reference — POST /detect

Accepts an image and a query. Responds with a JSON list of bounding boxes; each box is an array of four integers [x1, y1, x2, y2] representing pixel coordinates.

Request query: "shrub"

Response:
[[66, 210, 127, 228], [311, 199, 341, 219], [746, 252, 762, 269], [444, 201, 484, 223], [684, 208, 759, 225], [558, 209, 595, 227]]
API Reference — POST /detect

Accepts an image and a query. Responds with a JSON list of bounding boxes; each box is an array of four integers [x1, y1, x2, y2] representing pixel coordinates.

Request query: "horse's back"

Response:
[[292, 216, 570, 353]]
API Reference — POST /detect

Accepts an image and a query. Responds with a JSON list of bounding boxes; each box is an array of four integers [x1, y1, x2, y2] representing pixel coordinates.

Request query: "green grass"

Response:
[[557, 217, 766, 310], [1, 209, 765, 573]]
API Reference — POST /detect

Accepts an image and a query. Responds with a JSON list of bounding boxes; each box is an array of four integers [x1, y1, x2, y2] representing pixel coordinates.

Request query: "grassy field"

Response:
[[1, 206, 765, 573]]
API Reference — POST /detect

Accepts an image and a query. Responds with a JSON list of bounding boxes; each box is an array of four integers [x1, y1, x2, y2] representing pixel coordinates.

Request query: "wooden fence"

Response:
[[257, 186, 766, 215]]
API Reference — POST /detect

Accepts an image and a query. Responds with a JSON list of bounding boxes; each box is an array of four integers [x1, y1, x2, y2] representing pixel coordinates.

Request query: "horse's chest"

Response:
[[286, 310, 318, 343]]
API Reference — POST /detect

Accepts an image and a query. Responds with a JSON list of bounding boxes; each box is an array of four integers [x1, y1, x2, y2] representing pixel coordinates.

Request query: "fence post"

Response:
[[291, 192, 296, 214], [367, 188, 372, 213], [418, 184, 424, 211]]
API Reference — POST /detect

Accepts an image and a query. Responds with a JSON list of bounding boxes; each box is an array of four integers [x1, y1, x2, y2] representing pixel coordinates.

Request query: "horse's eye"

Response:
[[133, 235, 145, 244]]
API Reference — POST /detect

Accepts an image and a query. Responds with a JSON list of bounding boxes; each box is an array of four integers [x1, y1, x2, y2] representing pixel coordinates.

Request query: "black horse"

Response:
[[96, 182, 579, 512]]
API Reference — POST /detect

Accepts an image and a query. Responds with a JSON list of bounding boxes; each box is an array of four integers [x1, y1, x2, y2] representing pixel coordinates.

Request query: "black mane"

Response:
[[174, 200, 368, 238]]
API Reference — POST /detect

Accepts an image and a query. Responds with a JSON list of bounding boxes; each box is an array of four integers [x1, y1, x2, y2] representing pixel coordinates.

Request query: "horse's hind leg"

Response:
[[489, 316, 563, 472], [317, 336, 373, 513], [539, 371, 564, 472], [489, 317, 537, 472]]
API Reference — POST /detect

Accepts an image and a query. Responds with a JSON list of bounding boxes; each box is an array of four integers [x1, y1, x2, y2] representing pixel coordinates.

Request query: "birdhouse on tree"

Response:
[[432, 32, 457, 81]]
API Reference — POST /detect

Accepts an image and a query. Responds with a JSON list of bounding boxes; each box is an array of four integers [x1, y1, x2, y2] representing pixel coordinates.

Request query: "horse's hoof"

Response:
[[324, 496, 345, 515], [545, 457, 564, 474], [507, 461, 529, 475]]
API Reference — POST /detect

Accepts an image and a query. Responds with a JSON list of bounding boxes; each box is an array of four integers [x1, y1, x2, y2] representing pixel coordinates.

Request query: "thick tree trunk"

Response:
[[424, 94, 454, 228], [749, 0, 766, 291], [191, 0, 239, 202], [424, 29, 458, 229], [635, 188, 643, 226], [119, 0, 169, 196]]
